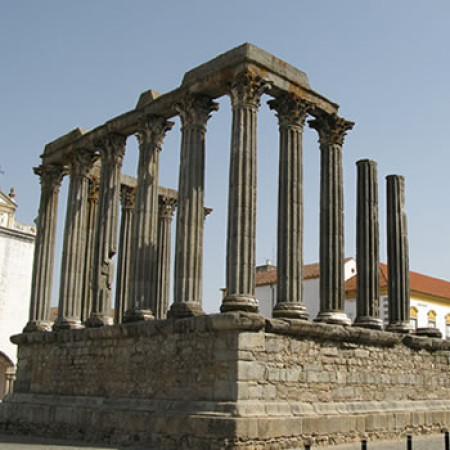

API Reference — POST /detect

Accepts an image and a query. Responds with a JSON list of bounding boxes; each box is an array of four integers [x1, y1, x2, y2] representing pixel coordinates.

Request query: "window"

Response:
[[409, 306, 418, 329], [427, 310, 437, 328]]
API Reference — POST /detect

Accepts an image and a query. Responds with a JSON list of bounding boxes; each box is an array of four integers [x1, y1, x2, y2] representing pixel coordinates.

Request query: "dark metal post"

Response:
[[361, 439, 367, 450], [445, 431, 449, 450]]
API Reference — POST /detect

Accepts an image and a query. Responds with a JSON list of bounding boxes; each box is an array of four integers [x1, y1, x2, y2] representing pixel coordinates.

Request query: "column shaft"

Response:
[[54, 150, 94, 330], [309, 113, 354, 325], [354, 159, 383, 329], [170, 95, 218, 317], [86, 134, 126, 328], [81, 175, 99, 323], [221, 72, 270, 313], [386, 175, 411, 332], [155, 196, 176, 319], [24, 164, 65, 332], [115, 185, 135, 324], [269, 94, 309, 319]]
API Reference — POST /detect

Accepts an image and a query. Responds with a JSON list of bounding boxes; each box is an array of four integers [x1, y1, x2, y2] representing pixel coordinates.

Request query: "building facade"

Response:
[[0, 189, 35, 399]]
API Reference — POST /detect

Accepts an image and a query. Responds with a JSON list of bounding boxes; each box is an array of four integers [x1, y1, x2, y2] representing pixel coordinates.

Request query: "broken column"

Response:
[[386, 174, 411, 333], [309, 113, 353, 325], [86, 134, 126, 327], [169, 95, 218, 317], [354, 159, 383, 329], [125, 116, 173, 322], [115, 184, 135, 324], [24, 163, 66, 332], [221, 72, 270, 313], [268, 93, 309, 319], [54, 150, 94, 330]]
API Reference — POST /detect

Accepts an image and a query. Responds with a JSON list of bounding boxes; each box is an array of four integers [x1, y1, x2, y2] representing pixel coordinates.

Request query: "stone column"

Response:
[[86, 133, 126, 328], [169, 95, 218, 318], [386, 175, 412, 332], [154, 196, 177, 319], [309, 113, 354, 325], [124, 116, 173, 322], [268, 93, 310, 319], [114, 185, 135, 324], [81, 174, 100, 323], [354, 159, 383, 329], [221, 72, 270, 313], [24, 163, 65, 332], [54, 150, 94, 330]]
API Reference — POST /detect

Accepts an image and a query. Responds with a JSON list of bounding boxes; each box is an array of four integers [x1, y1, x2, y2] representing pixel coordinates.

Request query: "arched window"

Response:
[[427, 310, 437, 328], [445, 314, 450, 340], [410, 306, 418, 329]]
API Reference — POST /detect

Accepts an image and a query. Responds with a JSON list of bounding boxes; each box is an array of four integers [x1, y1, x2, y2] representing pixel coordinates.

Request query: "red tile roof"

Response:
[[256, 258, 353, 286], [345, 263, 450, 301]]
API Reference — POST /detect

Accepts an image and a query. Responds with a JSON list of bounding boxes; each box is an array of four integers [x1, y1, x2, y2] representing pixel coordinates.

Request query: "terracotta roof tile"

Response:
[[345, 263, 450, 301]]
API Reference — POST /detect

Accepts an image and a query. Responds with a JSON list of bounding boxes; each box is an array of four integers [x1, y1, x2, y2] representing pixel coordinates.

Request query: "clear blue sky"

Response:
[[1, 1, 449, 313]]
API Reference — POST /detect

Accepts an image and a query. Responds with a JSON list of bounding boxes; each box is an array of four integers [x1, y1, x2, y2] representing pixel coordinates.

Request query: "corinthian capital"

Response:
[[136, 115, 174, 151], [228, 71, 272, 108], [268, 93, 311, 129], [308, 113, 354, 146], [158, 196, 177, 220], [95, 133, 127, 164], [69, 149, 96, 178], [120, 185, 136, 210], [175, 95, 219, 130], [34, 163, 67, 194]]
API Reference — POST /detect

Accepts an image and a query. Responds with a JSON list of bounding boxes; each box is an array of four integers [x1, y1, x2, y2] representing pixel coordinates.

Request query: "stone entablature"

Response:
[[3, 313, 450, 448]]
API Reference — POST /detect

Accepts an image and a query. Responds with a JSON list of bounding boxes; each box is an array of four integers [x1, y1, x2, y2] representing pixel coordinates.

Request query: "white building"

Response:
[[0, 188, 35, 399], [256, 258, 450, 339]]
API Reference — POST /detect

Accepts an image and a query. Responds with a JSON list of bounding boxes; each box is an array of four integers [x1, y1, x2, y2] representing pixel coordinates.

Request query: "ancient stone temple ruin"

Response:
[[2, 44, 450, 449]]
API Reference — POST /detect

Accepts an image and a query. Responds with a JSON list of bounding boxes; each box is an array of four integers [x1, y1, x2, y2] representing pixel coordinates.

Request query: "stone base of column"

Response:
[[386, 322, 412, 333], [220, 296, 259, 313], [272, 302, 309, 320], [415, 327, 442, 338], [314, 311, 351, 326], [123, 309, 154, 323], [353, 317, 384, 330], [85, 314, 113, 328], [168, 302, 204, 318], [23, 320, 52, 333], [52, 319, 84, 331]]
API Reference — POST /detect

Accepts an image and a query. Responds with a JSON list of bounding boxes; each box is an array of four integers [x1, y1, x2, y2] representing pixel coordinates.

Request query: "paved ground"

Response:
[[0, 433, 448, 449]]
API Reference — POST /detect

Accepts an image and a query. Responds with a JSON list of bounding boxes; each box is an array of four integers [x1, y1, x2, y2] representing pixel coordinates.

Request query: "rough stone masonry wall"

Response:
[[3, 312, 450, 449]]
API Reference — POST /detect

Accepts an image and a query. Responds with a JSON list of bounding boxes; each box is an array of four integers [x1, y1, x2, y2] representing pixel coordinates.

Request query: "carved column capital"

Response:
[[34, 163, 67, 194], [136, 115, 174, 151], [68, 149, 96, 178], [95, 133, 127, 163], [268, 93, 311, 129], [175, 95, 219, 131], [158, 196, 177, 220], [308, 113, 354, 146], [120, 185, 136, 210], [228, 71, 272, 109]]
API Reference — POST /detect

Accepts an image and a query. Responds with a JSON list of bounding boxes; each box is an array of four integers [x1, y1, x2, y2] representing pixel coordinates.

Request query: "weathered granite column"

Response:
[[354, 159, 383, 329], [81, 174, 99, 323], [170, 95, 218, 317], [24, 163, 65, 332], [386, 174, 412, 333], [124, 116, 173, 322], [268, 93, 310, 319], [154, 196, 176, 319], [54, 150, 94, 330], [221, 73, 270, 313], [115, 185, 135, 324], [309, 113, 354, 325], [86, 134, 126, 328]]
